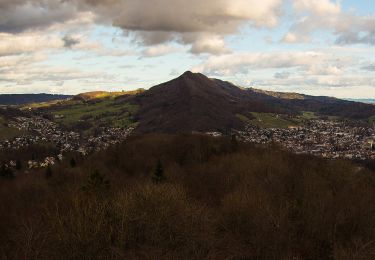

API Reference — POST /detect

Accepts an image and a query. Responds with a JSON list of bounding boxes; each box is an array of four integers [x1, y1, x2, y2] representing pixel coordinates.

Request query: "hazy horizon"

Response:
[[0, 78, 375, 101]]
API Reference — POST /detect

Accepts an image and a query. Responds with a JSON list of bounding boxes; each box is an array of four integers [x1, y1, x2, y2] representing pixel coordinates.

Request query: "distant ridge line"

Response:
[[0, 94, 72, 105]]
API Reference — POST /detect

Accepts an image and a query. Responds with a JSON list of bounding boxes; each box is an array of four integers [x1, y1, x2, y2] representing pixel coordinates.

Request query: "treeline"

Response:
[[0, 142, 59, 163], [1, 134, 375, 259], [0, 94, 72, 106], [284, 99, 375, 120], [0, 107, 30, 120]]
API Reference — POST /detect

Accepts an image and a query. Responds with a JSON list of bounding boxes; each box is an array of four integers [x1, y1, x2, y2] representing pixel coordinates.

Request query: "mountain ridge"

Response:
[[128, 72, 375, 133], [8, 72, 375, 134], [0, 94, 72, 106], [131, 71, 248, 133]]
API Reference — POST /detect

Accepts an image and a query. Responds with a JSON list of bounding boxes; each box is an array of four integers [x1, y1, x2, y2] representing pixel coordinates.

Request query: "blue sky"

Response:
[[0, 0, 374, 98]]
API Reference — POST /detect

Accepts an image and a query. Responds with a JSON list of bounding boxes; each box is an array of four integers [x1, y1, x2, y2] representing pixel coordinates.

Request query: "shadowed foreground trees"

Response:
[[1, 134, 375, 259], [152, 159, 165, 183]]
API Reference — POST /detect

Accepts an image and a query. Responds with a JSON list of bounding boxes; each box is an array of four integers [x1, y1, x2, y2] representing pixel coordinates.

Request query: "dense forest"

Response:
[[1, 134, 375, 259]]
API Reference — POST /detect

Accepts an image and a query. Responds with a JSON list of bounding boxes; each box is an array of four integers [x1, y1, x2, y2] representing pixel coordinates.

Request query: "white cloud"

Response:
[[189, 35, 230, 55], [282, 32, 298, 43], [283, 0, 375, 46], [0, 0, 374, 97], [0, 33, 64, 56], [142, 44, 182, 57], [0, 0, 283, 54], [191, 50, 375, 96], [293, 0, 341, 16], [192, 51, 343, 76], [274, 71, 291, 79], [334, 15, 375, 45], [0, 53, 114, 94]]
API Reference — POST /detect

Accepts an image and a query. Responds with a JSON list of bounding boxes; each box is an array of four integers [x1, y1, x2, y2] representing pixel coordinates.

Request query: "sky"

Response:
[[0, 0, 374, 98]]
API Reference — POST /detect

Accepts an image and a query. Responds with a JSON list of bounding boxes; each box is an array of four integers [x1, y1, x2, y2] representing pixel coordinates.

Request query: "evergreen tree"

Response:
[[0, 163, 6, 177], [83, 170, 110, 193], [70, 158, 77, 168], [231, 134, 238, 151], [0, 163, 15, 179], [45, 166, 53, 179], [152, 159, 165, 183], [15, 160, 22, 170]]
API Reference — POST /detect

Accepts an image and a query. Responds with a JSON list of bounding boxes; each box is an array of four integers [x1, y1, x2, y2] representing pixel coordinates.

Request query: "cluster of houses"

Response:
[[2, 113, 375, 172], [235, 119, 375, 160], [1, 116, 135, 169], [28, 157, 56, 169], [1, 117, 80, 150]]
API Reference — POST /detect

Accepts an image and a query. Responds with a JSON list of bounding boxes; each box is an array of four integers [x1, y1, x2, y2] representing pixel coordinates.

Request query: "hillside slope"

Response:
[[131, 72, 375, 133], [24, 72, 375, 134], [132, 71, 253, 133]]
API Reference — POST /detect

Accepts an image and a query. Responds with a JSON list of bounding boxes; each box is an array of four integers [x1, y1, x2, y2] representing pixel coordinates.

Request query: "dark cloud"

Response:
[[361, 64, 375, 71], [274, 71, 291, 79], [62, 35, 80, 48], [83, 0, 282, 53], [0, 0, 283, 54], [0, 0, 77, 33], [335, 32, 375, 45], [0, 0, 27, 9]]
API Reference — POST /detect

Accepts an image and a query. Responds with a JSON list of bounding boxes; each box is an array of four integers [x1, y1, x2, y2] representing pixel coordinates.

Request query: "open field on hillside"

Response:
[[249, 112, 300, 129], [0, 117, 26, 141], [299, 111, 319, 120], [50, 98, 139, 131], [369, 115, 375, 124], [24, 99, 69, 109], [239, 111, 343, 129]]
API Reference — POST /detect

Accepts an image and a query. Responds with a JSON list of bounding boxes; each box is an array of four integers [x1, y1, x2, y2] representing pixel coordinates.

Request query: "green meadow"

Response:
[[249, 112, 299, 129], [51, 98, 139, 131]]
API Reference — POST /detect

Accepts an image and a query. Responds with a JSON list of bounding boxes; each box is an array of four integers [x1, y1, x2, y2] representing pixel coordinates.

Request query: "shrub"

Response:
[[113, 184, 214, 258]]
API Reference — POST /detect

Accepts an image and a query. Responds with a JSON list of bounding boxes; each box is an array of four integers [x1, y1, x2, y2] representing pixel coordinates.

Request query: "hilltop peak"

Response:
[[182, 70, 194, 76], [179, 71, 207, 80], [181, 71, 195, 77]]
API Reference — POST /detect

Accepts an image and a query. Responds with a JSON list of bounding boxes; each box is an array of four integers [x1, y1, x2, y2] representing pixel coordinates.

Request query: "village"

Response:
[[0, 116, 134, 170], [1, 115, 375, 172], [235, 119, 375, 160]]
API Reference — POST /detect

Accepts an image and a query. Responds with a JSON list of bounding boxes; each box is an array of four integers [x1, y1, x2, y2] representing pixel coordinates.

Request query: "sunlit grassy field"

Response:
[[238, 111, 342, 129], [50, 98, 139, 130], [249, 112, 299, 129]]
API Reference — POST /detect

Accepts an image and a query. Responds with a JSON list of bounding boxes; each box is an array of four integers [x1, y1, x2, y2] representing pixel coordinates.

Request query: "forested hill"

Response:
[[0, 94, 72, 105]]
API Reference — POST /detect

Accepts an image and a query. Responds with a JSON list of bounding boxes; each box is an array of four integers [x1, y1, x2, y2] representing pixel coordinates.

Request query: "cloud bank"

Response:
[[0, 0, 374, 97], [0, 0, 283, 54], [1, 0, 373, 53]]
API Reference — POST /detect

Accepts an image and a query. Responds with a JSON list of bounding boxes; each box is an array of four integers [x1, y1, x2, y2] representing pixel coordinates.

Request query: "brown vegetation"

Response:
[[1, 134, 375, 259]]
